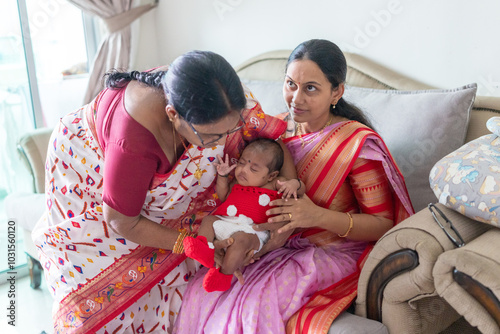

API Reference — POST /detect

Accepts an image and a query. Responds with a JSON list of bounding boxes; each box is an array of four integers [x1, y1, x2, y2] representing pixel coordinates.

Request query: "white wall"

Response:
[[134, 0, 500, 97]]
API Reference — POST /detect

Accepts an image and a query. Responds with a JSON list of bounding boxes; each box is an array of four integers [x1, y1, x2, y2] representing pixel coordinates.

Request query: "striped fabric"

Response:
[[284, 120, 413, 333]]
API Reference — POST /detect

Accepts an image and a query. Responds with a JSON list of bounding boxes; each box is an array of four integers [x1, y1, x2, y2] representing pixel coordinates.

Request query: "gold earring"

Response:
[[331, 103, 336, 109]]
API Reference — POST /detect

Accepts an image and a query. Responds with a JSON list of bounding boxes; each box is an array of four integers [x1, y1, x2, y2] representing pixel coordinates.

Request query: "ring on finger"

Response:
[[288, 213, 292, 220]]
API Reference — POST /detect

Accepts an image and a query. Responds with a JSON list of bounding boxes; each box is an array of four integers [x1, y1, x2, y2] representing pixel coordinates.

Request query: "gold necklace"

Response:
[[295, 115, 334, 147], [178, 134, 203, 180]]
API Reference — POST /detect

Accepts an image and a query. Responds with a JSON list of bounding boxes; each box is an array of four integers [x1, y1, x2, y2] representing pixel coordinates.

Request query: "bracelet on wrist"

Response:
[[172, 228, 196, 254], [218, 173, 229, 177], [296, 178, 302, 191], [338, 212, 353, 238]]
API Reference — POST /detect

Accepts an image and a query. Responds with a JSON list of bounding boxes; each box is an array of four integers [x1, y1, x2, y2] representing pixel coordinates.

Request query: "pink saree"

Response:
[[173, 119, 413, 334], [32, 87, 285, 334]]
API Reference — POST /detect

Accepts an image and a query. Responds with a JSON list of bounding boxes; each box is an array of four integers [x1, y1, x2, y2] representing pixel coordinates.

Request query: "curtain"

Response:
[[68, 0, 158, 104]]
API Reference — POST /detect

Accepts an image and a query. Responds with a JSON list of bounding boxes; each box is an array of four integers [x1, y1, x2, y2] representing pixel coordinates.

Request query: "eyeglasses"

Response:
[[185, 113, 246, 146], [428, 203, 465, 248]]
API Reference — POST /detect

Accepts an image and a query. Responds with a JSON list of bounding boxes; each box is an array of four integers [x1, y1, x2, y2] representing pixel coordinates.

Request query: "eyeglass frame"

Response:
[[427, 203, 465, 248], [183, 113, 246, 146]]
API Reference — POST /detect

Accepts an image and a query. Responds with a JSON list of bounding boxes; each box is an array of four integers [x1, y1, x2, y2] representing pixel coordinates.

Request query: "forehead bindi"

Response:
[[242, 150, 269, 167], [286, 60, 327, 86]]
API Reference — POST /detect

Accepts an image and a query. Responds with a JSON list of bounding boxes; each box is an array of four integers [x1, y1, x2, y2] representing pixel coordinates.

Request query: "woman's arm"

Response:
[[104, 204, 234, 250], [104, 203, 179, 249], [277, 139, 297, 180], [264, 158, 395, 241], [265, 195, 393, 241]]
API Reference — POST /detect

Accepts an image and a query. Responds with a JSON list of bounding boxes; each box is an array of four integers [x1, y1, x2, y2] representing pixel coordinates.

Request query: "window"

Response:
[[0, 0, 100, 276]]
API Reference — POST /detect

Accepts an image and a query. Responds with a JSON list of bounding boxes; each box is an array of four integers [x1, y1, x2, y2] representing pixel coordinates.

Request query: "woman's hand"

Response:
[[212, 237, 254, 284], [253, 221, 293, 259], [212, 237, 233, 269], [253, 195, 322, 259], [265, 194, 321, 234]]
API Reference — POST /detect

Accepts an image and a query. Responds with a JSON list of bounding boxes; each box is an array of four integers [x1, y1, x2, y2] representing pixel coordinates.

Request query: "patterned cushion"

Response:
[[430, 117, 500, 226], [487, 116, 500, 136]]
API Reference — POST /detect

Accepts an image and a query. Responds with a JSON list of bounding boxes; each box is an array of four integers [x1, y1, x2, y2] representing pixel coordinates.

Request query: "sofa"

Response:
[[5, 49, 500, 333]]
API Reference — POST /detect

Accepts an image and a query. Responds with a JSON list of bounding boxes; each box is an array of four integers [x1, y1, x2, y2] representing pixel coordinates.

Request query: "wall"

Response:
[[134, 0, 500, 97]]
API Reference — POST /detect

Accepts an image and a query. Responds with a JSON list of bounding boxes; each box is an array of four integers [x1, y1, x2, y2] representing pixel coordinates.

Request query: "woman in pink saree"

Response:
[[32, 51, 293, 333], [174, 40, 414, 333]]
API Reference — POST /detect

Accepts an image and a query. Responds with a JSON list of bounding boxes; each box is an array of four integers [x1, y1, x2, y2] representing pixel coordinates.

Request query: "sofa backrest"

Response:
[[235, 50, 500, 143], [17, 127, 52, 193]]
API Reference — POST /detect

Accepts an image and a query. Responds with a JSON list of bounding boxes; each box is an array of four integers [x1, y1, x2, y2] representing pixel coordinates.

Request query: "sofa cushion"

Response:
[[429, 119, 500, 227], [487, 116, 500, 136], [329, 311, 388, 334], [241, 79, 287, 116], [343, 84, 477, 212]]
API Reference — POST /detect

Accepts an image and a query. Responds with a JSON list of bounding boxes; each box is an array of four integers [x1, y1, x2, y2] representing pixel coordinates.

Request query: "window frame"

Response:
[[17, 0, 100, 129]]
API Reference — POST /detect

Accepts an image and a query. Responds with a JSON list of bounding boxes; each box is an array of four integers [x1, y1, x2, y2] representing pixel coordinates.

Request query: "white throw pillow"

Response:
[[241, 79, 287, 116], [343, 84, 477, 212]]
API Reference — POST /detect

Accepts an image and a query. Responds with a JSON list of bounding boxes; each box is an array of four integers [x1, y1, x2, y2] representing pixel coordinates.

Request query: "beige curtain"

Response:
[[68, 0, 158, 104]]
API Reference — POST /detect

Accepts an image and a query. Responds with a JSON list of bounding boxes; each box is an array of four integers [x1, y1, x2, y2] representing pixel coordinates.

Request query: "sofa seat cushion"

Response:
[[5, 192, 46, 230], [433, 228, 500, 334], [430, 118, 500, 227], [329, 312, 388, 334]]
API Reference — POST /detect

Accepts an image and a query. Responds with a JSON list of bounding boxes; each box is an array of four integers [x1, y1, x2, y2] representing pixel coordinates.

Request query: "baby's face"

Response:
[[234, 147, 274, 187]]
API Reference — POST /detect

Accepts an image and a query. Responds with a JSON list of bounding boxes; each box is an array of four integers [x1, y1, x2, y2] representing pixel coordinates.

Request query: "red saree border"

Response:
[[55, 245, 186, 333]]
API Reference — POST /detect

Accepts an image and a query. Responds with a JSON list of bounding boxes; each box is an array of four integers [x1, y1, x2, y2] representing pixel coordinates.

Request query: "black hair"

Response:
[[246, 138, 284, 173], [287, 39, 375, 129], [104, 70, 165, 89], [104, 51, 246, 125]]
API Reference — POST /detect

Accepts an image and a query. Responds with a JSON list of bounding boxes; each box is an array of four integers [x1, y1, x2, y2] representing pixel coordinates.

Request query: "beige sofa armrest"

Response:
[[356, 204, 492, 333], [17, 127, 53, 193], [433, 228, 500, 334]]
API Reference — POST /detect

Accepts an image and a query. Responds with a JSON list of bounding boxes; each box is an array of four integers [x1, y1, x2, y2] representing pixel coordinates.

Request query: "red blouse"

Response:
[[95, 86, 172, 217]]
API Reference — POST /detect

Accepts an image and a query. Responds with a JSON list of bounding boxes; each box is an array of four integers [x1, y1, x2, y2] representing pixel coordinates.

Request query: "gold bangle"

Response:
[[338, 212, 353, 238], [172, 228, 189, 254]]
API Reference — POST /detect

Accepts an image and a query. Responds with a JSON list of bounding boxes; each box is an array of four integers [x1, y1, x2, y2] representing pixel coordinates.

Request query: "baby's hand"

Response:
[[214, 154, 236, 177], [276, 179, 300, 200]]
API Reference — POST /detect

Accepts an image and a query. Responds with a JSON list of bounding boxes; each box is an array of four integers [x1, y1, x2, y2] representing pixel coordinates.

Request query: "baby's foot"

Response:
[[183, 235, 215, 268], [203, 267, 233, 292]]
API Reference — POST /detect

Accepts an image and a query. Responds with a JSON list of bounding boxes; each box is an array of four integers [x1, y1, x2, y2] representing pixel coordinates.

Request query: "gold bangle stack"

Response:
[[338, 212, 353, 238], [173, 228, 190, 254]]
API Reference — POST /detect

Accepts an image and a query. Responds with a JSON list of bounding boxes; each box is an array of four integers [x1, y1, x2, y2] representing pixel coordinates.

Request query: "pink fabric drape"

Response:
[[68, 0, 157, 104]]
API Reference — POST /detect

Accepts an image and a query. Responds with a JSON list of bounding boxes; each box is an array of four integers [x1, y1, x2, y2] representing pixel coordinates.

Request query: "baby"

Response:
[[183, 138, 304, 292]]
